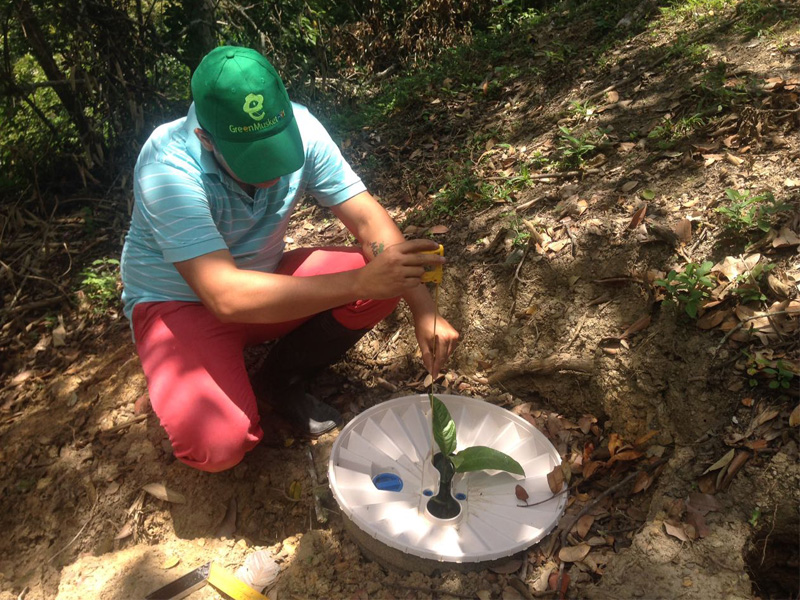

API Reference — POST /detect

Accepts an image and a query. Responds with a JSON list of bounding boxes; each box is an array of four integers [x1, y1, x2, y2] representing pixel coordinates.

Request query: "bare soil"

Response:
[[1, 3, 799, 600]]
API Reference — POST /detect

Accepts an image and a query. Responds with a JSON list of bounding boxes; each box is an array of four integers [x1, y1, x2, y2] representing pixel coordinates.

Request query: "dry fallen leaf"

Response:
[[712, 254, 761, 280], [607, 433, 624, 457], [142, 483, 187, 504], [10, 370, 34, 386], [697, 308, 728, 330], [719, 451, 749, 490], [790, 405, 800, 428], [687, 492, 721, 515], [773, 227, 800, 248], [427, 224, 450, 235], [547, 465, 565, 494], [703, 449, 735, 475], [633, 471, 653, 494], [664, 521, 690, 542], [547, 239, 572, 253], [558, 543, 591, 562], [608, 449, 644, 464], [578, 416, 596, 435], [620, 315, 651, 339], [725, 152, 744, 166], [115, 520, 134, 540], [515, 484, 529, 502], [575, 514, 594, 538], [635, 430, 659, 447], [628, 203, 647, 229], [674, 218, 692, 243], [622, 181, 639, 193], [686, 506, 710, 539], [490, 558, 523, 574]]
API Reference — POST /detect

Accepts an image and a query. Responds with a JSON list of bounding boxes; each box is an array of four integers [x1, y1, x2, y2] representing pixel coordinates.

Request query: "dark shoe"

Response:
[[268, 380, 342, 437], [251, 311, 370, 437]]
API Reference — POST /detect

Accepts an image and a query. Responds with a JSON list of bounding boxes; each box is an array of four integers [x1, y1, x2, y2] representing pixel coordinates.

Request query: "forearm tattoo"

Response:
[[370, 241, 385, 257]]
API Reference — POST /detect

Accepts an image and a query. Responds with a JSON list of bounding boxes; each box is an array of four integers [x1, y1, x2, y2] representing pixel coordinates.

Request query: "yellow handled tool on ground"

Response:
[[146, 561, 269, 600]]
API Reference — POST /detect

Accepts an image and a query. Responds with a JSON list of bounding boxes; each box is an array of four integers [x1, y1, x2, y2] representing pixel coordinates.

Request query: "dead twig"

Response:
[[560, 309, 589, 352], [306, 446, 327, 524], [564, 224, 577, 257], [509, 241, 533, 319], [489, 353, 594, 384], [714, 310, 797, 355], [48, 494, 99, 563], [760, 504, 778, 567], [97, 413, 147, 435], [555, 455, 669, 598]]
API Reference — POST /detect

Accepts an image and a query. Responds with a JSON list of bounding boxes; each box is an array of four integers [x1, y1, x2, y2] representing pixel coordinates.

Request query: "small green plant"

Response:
[[568, 100, 597, 122], [428, 394, 524, 518], [746, 353, 796, 391], [506, 214, 531, 248], [715, 189, 789, 234], [557, 126, 607, 168], [749, 506, 761, 527], [79, 258, 121, 313], [647, 114, 706, 149], [655, 261, 716, 318], [730, 262, 775, 304]]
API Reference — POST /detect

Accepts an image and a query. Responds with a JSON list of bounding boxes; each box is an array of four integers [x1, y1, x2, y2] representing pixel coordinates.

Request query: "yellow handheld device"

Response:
[[420, 244, 444, 284]]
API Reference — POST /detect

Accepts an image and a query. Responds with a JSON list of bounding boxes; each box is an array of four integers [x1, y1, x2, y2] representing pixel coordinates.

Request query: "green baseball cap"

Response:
[[191, 46, 305, 183]]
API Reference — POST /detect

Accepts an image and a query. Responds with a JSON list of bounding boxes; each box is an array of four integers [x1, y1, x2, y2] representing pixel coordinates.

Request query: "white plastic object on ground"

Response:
[[235, 550, 280, 592], [328, 394, 567, 564]]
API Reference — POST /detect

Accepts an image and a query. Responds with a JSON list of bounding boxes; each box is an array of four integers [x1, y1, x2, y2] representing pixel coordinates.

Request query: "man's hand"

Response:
[[355, 239, 445, 299], [413, 309, 459, 380]]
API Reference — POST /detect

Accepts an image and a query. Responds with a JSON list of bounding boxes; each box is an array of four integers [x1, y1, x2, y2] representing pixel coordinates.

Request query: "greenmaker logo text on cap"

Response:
[[190, 46, 305, 183]]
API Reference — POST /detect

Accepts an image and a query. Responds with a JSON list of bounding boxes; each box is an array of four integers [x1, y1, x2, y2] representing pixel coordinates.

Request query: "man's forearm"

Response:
[[176, 250, 368, 323]]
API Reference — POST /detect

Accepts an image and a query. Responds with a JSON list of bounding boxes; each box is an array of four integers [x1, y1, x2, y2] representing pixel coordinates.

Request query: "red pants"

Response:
[[132, 247, 399, 472]]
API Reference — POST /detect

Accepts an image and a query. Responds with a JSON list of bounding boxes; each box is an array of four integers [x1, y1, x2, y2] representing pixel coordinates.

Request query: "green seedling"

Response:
[[557, 126, 599, 168], [715, 189, 789, 234], [428, 394, 524, 518], [746, 353, 796, 390], [730, 262, 775, 304], [568, 100, 597, 122], [79, 258, 121, 313], [655, 261, 716, 318]]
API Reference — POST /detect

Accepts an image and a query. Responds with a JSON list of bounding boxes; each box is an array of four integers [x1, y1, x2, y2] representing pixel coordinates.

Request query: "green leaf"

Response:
[[769, 380, 779, 389], [641, 189, 656, 200], [451, 446, 525, 476], [430, 394, 457, 456], [686, 302, 698, 319]]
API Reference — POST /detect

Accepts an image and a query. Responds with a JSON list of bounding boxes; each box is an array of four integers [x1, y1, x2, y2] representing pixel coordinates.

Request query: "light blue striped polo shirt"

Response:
[[120, 102, 366, 322]]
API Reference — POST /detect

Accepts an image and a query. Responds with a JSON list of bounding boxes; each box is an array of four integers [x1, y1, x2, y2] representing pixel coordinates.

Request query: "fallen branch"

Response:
[[96, 413, 147, 435], [48, 494, 99, 563], [488, 169, 602, 182], [713, 309, 797, 356], [489, 353, 594, 384]]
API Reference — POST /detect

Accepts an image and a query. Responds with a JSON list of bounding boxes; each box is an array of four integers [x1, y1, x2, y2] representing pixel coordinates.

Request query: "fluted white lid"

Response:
[[328, 394, 566, 563]]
